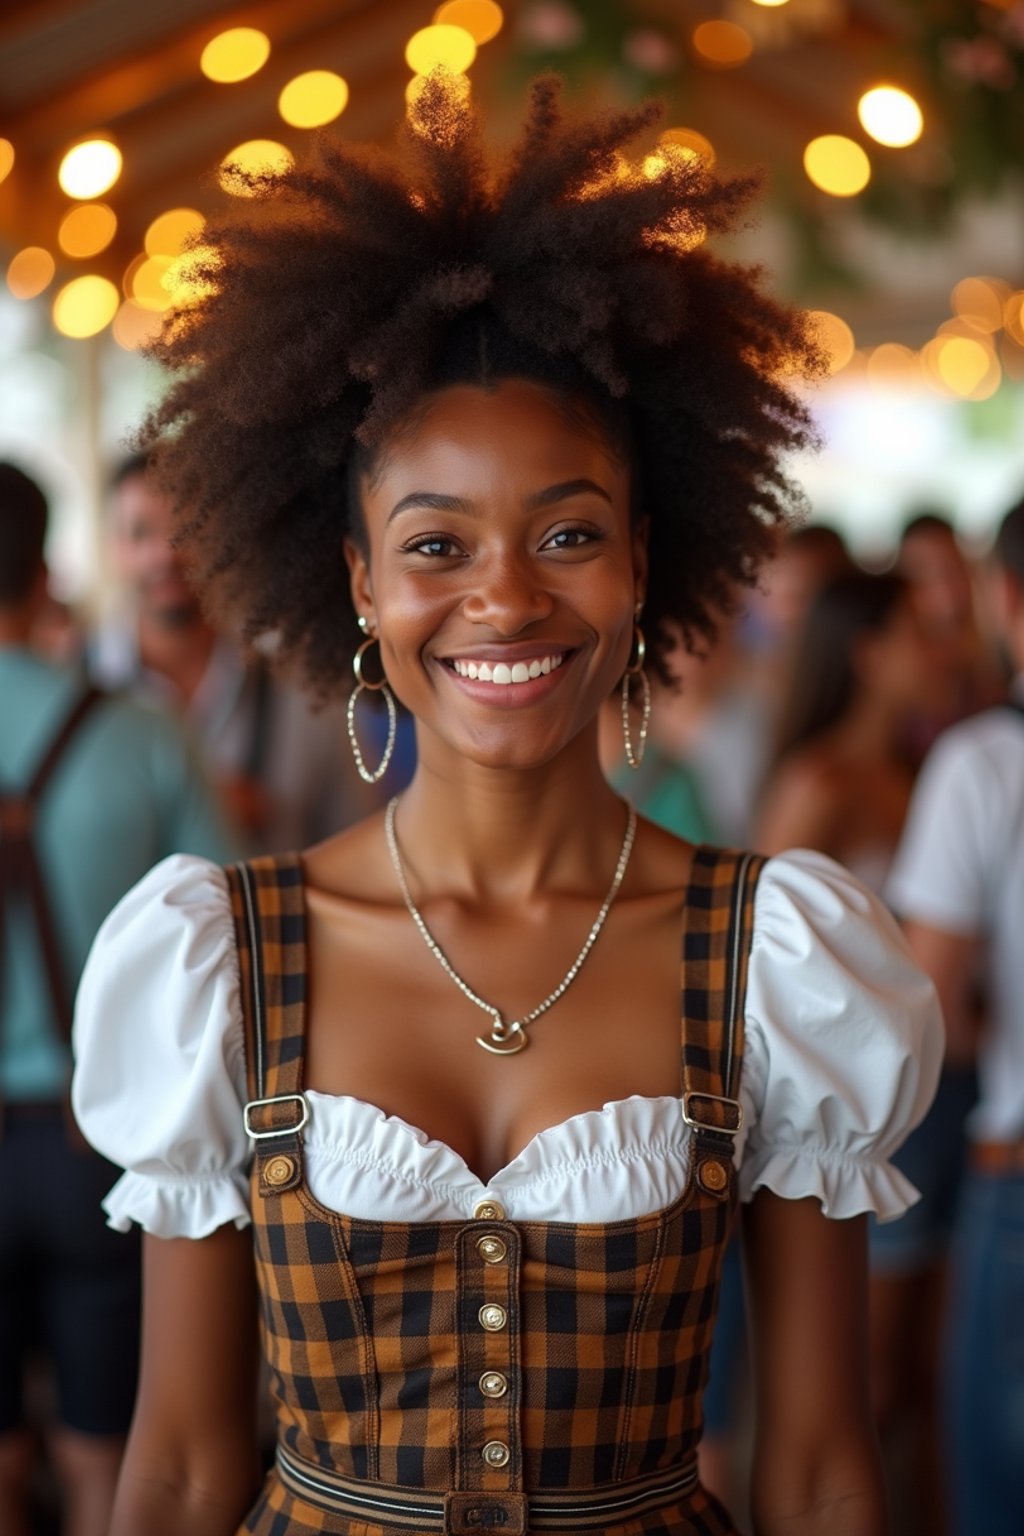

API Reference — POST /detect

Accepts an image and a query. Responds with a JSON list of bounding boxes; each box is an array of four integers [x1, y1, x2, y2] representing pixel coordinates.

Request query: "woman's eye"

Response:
[[544, 526, 597, 550], [405, 535, 460, 557]]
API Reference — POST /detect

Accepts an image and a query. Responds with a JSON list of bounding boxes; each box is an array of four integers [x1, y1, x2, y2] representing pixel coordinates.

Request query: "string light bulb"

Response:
[[405, 24, 477, 74], [200, 28, 270, 84], [52, 274, 120, 338], [279, 71, 349, 128], [803, 135, 871, 196], [807, 311, 855, 374], [692, 20, 753, 68], [433, 1, 503, 44], [219, 140, 294, 196], [58, 139, 122, 199], [58, 203, 117, 258], [857, 86, 923, 148], [144, 208, 205, 258]]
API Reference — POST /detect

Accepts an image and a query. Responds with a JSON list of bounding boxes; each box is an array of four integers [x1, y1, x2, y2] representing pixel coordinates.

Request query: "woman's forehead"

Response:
[[363, 379, 627, 496]]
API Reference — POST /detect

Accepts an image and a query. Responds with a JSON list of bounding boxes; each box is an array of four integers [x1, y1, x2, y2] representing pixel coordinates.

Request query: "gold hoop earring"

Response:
[[621, 623, 651, 770], [347, 635, 397, 784]]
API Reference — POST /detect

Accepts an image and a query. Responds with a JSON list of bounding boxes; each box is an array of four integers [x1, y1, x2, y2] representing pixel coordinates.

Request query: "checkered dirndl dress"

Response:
[[226, 844, 764, 1536]]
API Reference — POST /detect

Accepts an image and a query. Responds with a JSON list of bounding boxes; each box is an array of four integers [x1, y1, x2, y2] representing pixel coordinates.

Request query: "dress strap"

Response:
[[225, 854, 309, 1197], [680, 846, 766, 1201]]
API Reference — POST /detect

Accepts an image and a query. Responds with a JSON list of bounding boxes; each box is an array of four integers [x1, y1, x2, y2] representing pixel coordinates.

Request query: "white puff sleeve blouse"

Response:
[[72, 850, 943, 1237]]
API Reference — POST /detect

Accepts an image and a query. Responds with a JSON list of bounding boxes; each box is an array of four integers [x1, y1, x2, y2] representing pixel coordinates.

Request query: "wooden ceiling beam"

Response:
[[3, 0, 384, 146]]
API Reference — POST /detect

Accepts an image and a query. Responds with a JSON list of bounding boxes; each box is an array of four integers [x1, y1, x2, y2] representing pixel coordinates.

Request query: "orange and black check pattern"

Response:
[[225, 844, 764, 1536]]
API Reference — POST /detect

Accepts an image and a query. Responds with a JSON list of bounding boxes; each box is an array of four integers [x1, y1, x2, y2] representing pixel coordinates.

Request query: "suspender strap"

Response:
[[680, 846, 765, 1201], [0, 686, 105, 1040], [0, 685, 104, 1145], [225, 855, 309, 1197]]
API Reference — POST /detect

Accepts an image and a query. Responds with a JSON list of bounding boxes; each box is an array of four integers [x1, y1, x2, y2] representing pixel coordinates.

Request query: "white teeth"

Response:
[[450, 653, 565, 684]]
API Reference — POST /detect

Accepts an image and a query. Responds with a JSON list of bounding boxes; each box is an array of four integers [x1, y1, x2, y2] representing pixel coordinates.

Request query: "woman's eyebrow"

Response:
[[526, 478, 613, 510], [387, 477, 612, 523], [388, 491, 473, 522]]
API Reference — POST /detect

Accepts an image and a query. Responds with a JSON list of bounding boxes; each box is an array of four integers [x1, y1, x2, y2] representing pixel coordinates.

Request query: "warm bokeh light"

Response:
[[7, 247, 56, 300], [406, 70, 472, 111], [1004, 291, 1024, 346], [279, 70, 349, 128], [144, 207, 204, 258], [866, 342, 920, 386], [433, 0, 503, 44], [130, 255, 174, 312], [52, 274, 119, 338], [952, 275, 1010, 333], [219, 140, 294, 196], [857, 86, 924, 148], [807, 310, 856, 374], [692, 20, 753, 68], [0, 139, 14, 184], [164, 245, 222, 307], [58, 139, 122, 199], [1001, 333, 1024, 382], [750, 0, 789, 6], [58, 203, 117, 258], [406, 23, 477, 74], [803, 135, 871, 196], [200, 28, 270, 84], [923, 333, 1000, 400], [659, 127, 716, 167], [112, 299, 164, 351]]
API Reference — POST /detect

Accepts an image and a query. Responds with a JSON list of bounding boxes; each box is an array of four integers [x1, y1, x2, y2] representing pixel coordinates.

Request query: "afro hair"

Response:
[[142, 72, 823, 697]]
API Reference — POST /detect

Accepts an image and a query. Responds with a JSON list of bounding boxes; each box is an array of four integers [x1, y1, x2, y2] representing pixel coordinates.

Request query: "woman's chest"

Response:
[[302, 890, 686, 1184]]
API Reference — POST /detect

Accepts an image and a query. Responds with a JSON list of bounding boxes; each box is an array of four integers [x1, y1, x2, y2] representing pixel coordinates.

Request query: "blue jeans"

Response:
[[946, 1167, 1024, 1535]]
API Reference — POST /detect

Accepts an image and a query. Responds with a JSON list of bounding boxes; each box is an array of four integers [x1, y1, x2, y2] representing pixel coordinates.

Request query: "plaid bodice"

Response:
[[226, 844, 764, 1536]]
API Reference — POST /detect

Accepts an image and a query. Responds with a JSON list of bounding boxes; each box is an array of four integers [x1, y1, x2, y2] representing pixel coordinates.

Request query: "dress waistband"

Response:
[[276, 1443, 701, 1534]]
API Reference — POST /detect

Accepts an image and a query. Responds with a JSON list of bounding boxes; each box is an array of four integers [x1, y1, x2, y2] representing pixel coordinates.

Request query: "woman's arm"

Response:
[[111, 1225, 262, 1536], [742, 1192, 887, 1536]]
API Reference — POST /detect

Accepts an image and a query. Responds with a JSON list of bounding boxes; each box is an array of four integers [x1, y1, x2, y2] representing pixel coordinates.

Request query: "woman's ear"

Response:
[[343, 536, 376, 633]]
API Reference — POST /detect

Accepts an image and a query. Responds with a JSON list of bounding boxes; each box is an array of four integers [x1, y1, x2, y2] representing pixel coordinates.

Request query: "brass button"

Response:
[[479, 1303, 507, 1332], [481, 1440, 510, 1469], [474, 1199, 505, 1221], [476, 1234, 508, 1265], [479, 1371, 508, 1399], [699, 1158, 728, 1193], [264, 1154, 295, 1187]]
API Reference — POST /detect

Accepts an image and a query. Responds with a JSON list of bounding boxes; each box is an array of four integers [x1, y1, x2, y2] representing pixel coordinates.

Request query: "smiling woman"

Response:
[[71, 72, 941, 1536]]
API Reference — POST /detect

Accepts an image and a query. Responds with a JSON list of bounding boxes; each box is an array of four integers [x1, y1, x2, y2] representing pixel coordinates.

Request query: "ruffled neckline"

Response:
[[302, 1091, 692, 1218]]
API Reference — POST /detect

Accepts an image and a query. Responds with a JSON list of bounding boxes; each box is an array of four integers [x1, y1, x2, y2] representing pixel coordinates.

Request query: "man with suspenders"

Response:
[[887, 499, 1024, 1536], [0, 463, 235, 1536]]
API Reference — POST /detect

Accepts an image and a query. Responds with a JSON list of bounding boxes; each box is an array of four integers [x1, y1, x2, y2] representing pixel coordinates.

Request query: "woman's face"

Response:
[[346, 378, 646, 772]]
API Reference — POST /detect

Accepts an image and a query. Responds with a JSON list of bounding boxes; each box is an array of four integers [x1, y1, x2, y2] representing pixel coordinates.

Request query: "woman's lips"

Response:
[[438, 649, 575, 705], [449, 652, 565, 685]]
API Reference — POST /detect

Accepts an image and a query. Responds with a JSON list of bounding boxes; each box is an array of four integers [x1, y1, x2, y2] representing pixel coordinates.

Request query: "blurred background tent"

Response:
[[1, 0, 1022, 599]]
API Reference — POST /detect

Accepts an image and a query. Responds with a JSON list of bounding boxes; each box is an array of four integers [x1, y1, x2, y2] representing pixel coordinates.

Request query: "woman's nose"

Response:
[[462, 551, 555, 633]]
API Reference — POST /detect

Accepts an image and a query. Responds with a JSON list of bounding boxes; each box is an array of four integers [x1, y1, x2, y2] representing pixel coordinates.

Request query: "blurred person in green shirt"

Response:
[[0, 462, 235, 1536]]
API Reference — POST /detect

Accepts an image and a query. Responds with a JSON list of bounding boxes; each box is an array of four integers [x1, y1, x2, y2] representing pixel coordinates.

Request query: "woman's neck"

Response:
[[394, 725, 630, 904]]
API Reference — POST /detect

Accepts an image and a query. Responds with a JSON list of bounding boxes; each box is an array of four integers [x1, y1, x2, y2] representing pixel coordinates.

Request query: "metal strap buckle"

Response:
[[682, 1091, 743, 1136], [243, 1093, 310, 1141]]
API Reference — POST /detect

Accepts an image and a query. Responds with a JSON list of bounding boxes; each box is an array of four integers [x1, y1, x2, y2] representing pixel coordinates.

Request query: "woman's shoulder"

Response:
[[301, 808, 394, 901], [737, 846, 945, 1221]]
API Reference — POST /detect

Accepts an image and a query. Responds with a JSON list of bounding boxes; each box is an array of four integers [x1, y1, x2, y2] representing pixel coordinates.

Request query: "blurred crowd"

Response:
[[2, 455, 1023, 1534]]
